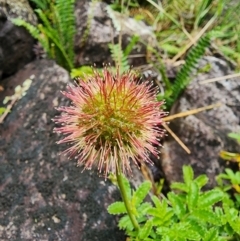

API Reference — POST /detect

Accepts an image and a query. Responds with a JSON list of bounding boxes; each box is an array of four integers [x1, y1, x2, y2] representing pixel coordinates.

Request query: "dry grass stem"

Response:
[[162, 103, 222, 154], [162, 122, 191, 154], [200, 73, 240, 84], [0, 99, 17, 124], [163, 103, 222, 122], [170, 16, 216, 64]]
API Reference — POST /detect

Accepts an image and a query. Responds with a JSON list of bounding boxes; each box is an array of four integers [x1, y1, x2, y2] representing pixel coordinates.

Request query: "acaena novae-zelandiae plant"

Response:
[[53, 67, 166, 233]]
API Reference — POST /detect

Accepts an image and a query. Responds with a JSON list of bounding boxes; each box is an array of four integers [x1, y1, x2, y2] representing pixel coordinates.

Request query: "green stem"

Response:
[[116, 163, 139, 232]]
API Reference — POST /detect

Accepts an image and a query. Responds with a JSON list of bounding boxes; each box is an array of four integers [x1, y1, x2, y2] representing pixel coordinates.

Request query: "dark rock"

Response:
[[0, 0, 37, 80], [74, 0, 155, 67], [0, 59, 125, 241], [161, 56, 240, 189]]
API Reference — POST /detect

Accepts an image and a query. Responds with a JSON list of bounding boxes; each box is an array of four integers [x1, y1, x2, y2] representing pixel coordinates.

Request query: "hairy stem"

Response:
[[116, 162, 139, 232]]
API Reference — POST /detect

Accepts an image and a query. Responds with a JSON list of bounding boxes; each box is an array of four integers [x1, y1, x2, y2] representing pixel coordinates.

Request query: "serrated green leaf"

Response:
[[141, 238, 155, 241], [183, 165, 194, 186], [156, 226, 171, 238], [179, 222, 201, 240], [224, 205, 240, 234], [214, 206, 224, 216], [120, 173, 132, 200], [225, 168, 236, 180], [187, 219, 206, 237], [225, 169, 240, 185], [235, 193, 240, 205], [151, 210, 174, 226], [138, 219, 153, 239], [198, 189, 223, 208], [168, 192, 186, 218], [148, 196, 174, 225], [228, 132, 240, 142], [187, 182, 199, 211], [214, 206, 227, 226], [224, 222, 235, 236], [151, 195, 163, 210], [157, 221, 201, 240], [217, 173, 231, 180], [162, 210, 174, 223], [195, 174, 208, 189], [171, 182, 188, 192], [137, 202, 152, 216], [192, 209, 218, 224], [132, 181, 152, 207], [203, 228, 218, 241], [118, 215, 134, 231], [107, 201, 127, 215]]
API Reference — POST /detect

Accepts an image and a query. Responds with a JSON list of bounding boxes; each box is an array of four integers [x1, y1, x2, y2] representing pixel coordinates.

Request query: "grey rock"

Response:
[[0, 0, 37, 80], [0, 59, 125, 241], [74, 0, 155, 67], [161, 56, 240, 189]]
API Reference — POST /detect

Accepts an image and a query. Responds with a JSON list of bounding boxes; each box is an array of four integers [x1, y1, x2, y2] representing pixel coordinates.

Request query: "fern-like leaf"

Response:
[[162, 34, 211, 109], [36, 9, 73, 69], [12, 0, 75, 71], [109, 43, 129, 73], [11, 18, 50, 53], [55, 0, 76, 65], [30, 0, 49, 10]]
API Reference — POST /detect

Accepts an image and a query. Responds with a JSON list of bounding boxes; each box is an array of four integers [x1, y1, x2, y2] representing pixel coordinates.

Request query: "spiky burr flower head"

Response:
[[54, 68, 166, 177]]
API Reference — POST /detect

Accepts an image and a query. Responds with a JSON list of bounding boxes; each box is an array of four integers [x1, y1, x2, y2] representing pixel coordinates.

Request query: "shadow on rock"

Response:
[[0, 59, 125, 241]]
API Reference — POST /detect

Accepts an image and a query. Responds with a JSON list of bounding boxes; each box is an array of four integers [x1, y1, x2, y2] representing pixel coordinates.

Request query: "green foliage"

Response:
[[109, 166, 240, 241], [106, 4, 140, 73], [109, 0, 140, 12], [219, 133, 240, 166], [157, 34, 211, 109], [228, 133, 240, 143], [108, 178, 152, 217], [218, 132, 240, 208], [170, 34, 210, 103], [130, 0, 240, 107], [0, 107, 6, 116], [217, 168, 240, 208], [143, 0, 221, 52], [109, 43, 129, 73], [212, 1, 240, 68], [29, 0, 49, 10], [108, 176, 152, 236], [11, 0, 76, 71], [109, 35, 139, 74], [70, 66, 103, 79], [143, 0, 237, 64]]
